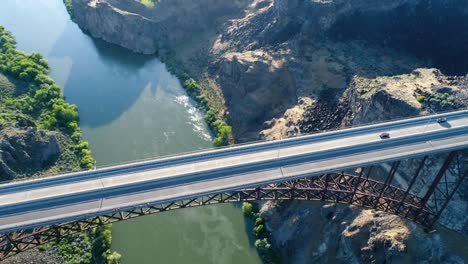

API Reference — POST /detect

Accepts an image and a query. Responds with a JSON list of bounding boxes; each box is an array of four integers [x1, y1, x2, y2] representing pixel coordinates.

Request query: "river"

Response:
[[0, 0, 261, 263]]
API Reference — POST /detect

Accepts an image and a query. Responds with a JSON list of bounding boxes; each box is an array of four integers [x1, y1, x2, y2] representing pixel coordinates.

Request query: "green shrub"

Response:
[[184, 78, 200, 94], [254, 238, 280, 264], [255, 238, 271, 252], [205, 109, 216, 125], [63, 0, 74, 18], [80, 154, 94, 169], [254, 224, 266, 238], [75, 141, 90, 151], [255, 217, 264, 226], [416, 95, 426, 103], [91, 225, 121, 264], [242, 202, 280, 263], [181, 78, 233, 147], [34, 84, 62, 107], [418, 91, 457, 110], [213, 124, 232, 147], [106, 251, 122, 264], [241, 202, 256, 219], [36, 245, 46, 251], [52, 100, 79, 125], [38, 114, 57, 129]]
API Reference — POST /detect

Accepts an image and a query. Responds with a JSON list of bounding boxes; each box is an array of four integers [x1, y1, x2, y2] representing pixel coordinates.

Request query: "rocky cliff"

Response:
[[71, 0, 468, 142], [260, 69, 468, 263], [68, 0, 468, 263], [0, 127, 60, 180], [72, 0, 249, 54]]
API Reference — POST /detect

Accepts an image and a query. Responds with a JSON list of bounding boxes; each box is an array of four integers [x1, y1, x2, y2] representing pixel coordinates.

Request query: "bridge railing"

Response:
[[1, 108, 467, 185]]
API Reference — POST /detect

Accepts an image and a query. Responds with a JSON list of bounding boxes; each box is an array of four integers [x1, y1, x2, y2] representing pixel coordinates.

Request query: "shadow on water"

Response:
[[48, 21, 160, 128], [91, 36, 157, 69], [244, 216, 259, 248], [231, 202, 263, 248]]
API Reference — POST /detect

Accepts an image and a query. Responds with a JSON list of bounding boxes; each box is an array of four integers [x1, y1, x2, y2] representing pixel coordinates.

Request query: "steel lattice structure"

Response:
[[1, 151, 467, 260]]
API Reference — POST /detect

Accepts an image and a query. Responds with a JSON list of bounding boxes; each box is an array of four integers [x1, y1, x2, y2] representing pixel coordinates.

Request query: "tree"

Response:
[[241, 202, 256, 219]]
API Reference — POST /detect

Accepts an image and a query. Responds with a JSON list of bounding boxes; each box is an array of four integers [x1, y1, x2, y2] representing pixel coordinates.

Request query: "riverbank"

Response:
[[35, 0, 468, 263], [0, 26, 93, 179], [3, 0, 251, 262], [0, 25, 121, 264], [69, 0, 468, 142]]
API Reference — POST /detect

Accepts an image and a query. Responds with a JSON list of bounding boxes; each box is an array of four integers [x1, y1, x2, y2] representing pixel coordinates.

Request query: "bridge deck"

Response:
[[1, 110, 468, 233]]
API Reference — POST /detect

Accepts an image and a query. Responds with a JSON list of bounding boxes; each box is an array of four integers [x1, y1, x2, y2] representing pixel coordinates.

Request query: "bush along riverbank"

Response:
[[183, 78, 232, 146], [0, 25, 120, 264], [65, 0, 232, 149], [0, 25, 93, 170], [41, 224, 121, 264], [242, 202, 281, 264]]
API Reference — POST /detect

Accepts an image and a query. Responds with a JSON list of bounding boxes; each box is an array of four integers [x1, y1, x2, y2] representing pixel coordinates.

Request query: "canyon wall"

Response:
[[69, 0, 468, 263]]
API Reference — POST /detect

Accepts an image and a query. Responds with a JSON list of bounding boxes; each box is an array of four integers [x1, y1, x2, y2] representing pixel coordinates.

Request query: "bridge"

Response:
[[1, 110, 468, 259]]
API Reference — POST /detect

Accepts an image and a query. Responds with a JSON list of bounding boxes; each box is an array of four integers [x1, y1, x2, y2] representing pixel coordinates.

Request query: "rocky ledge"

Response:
[[71, 0, 468, 142], [68, 0, 468, 263], [260, 68, 468, 263], [0, 127, 60, 180]]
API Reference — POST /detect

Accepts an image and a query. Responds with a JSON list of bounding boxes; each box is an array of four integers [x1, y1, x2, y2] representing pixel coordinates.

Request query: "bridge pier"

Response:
[[397, 156, 427, 215], [375, 160, 400, 210], [416, 152, 456, 226]]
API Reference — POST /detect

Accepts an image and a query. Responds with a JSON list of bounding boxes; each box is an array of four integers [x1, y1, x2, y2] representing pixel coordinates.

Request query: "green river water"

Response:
[[0, 0, 262, 263]]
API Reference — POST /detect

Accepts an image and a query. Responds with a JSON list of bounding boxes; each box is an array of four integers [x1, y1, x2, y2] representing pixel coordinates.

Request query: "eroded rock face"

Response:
[[260, 69, 468, 263], [343, 68, 468, 126], [262, 190, 468, 263], [215, 0, 426, 140], [72, 0, 250, 54], [0, 127, 60, 180], [69, 0, 468, 262], [71, 0, 468, 140]]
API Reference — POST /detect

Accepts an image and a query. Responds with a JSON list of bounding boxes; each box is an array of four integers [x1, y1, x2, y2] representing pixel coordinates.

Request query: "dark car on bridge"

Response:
[[379, 132, 390, 139]]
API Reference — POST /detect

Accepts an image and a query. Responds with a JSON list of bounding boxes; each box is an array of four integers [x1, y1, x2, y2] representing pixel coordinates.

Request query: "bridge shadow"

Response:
[[230, 202, 259, 248]]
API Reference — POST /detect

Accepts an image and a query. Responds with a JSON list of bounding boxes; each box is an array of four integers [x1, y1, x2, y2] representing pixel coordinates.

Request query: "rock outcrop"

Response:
[[0, 127, 60, 180], [68, 0, 468, 263], [260, 69, 468, 263], [72, 0, 250, 54], [71, 0, 468, 141], [262, 200, 467, 263], [343, 68, 468, 126]]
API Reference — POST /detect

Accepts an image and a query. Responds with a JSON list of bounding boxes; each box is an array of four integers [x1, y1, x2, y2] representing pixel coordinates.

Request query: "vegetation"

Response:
[[139, 0, 160, 8], [91, 225, 122, 264], [184, 79, 232, 147], [46, 223, 121, 264], [155, 47, 233, 147], [427, 92, 457, 109], [242, 202, 280, 264], [0, 25, 119, 263], [416, 91, 458, 111], [63, 0, 74, 19], [0, 25, 94, 169], [241, 201, 255, 218], [416, 95, 426, 103]]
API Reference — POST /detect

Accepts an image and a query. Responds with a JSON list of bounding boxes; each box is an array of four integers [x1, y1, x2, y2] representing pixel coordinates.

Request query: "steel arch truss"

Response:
[[1, 151, 467, 260]]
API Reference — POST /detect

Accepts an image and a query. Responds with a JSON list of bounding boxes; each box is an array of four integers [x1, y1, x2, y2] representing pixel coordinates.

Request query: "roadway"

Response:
[[1, 110, 468, 233]]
